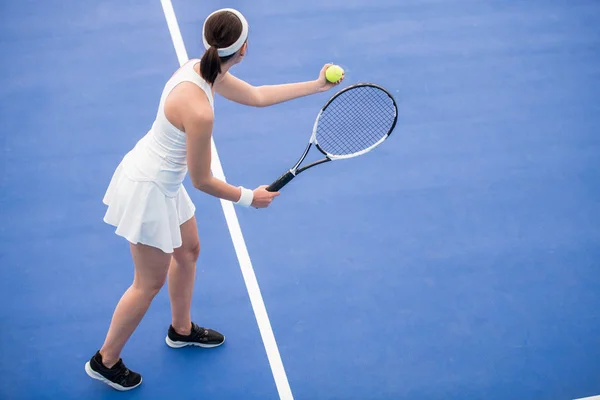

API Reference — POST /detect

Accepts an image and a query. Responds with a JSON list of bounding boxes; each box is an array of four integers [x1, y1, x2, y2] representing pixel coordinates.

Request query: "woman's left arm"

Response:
[[214, 63, 344, 107]]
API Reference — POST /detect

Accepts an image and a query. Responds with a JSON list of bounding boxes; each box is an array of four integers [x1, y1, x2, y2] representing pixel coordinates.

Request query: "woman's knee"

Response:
[[175, 240, 200, 265], [130, 242, 171, 296], [176, 217, 200, 264], [187, 240, 200, 262], [133, 271, 167, 296]]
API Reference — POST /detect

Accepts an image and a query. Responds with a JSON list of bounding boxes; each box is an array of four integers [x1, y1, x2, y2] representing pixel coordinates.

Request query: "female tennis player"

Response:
[[84, 8, 344, 391]]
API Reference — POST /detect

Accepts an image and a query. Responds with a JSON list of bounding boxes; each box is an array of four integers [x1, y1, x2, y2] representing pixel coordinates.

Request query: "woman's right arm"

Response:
[[184, 109, 241, 200], [182, 100, 279, 208]]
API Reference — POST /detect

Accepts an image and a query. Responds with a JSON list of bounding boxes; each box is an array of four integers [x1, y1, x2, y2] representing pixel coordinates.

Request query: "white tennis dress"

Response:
[[102, 59, 213, 253]]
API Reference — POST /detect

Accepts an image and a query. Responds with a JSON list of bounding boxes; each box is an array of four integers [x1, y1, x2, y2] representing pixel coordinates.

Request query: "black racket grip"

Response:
[[266, 171, 295, 192]]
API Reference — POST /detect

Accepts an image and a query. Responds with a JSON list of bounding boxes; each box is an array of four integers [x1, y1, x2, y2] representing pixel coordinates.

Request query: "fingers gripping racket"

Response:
[[266, 83, 398, 192]]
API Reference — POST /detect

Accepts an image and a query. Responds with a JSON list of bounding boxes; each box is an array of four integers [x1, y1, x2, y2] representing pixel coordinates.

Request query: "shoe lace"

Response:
[[192, 325, 209, 341], [112, 360, 131, 381]]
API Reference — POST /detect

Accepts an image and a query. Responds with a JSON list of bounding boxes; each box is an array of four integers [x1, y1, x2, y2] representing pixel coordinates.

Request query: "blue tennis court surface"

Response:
[[1, 0, 599, 399]]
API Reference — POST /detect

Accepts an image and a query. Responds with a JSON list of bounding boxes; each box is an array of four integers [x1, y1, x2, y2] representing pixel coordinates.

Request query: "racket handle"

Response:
[[266, 171, 295, 192]]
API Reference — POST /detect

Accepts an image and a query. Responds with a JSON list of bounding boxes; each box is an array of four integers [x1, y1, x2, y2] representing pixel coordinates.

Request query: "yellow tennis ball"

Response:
[[325, 65, 344, 83]]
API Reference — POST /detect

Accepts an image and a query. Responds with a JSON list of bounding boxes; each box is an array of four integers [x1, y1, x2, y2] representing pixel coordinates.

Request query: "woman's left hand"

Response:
[[316, 63, 345, 92]]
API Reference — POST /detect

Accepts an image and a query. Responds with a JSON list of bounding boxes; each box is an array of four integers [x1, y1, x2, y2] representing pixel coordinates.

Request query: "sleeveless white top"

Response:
[[121, 59, 214, 197]]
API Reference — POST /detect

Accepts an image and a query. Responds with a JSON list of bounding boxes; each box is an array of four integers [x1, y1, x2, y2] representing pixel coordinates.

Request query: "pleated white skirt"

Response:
[[102, 161, 195, 254]]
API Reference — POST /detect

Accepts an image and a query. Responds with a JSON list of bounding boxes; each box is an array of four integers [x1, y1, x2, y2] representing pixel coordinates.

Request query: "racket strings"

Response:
[[315, 86, 396, 157]]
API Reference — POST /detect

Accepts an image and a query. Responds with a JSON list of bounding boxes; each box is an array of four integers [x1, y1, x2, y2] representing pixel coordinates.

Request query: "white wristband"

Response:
[[235, 187, 254, 207]]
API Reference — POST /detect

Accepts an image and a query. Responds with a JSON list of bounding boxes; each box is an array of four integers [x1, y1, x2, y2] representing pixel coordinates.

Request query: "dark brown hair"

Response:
[[200, 11, 244, 85]]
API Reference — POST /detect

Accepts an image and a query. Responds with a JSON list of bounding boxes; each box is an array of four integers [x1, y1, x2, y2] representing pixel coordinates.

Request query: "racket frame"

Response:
[[266, 83, 398, 192]]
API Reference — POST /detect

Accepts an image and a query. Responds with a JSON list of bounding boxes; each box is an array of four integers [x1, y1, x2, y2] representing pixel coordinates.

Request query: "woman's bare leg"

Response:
[[99, 243, 171, 367], [168, 216, 200, 335], [166, 216, 225, 347]]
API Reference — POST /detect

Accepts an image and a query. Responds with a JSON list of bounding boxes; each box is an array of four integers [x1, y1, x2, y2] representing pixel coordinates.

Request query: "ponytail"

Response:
[[200, 46, 221, 85]]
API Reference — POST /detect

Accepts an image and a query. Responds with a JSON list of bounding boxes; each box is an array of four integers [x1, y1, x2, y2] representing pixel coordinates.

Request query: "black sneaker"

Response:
[[84, 351, 142, 391], [165, 322, 225, 348]]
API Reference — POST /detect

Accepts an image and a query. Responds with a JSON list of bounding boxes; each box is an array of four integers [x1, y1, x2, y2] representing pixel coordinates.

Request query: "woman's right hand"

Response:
[[252, 185, 280, 208]]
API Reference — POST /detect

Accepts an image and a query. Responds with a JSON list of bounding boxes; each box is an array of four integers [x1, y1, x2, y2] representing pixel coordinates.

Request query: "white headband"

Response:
[[202, 8, 249, 57]]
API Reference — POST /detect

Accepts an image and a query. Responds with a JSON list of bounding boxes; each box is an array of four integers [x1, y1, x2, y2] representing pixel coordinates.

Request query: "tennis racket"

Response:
[[266, 82, 398, 192]]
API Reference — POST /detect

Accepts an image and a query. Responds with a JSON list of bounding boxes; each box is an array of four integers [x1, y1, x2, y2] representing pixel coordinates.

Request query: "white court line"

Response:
[[574, 396, 600, 400], [159, 1, 294, 399]]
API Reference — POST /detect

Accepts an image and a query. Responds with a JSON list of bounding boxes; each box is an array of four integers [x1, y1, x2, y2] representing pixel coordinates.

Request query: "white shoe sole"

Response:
[[84, 361, 142, 391], [165, 335, 225, 348]]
